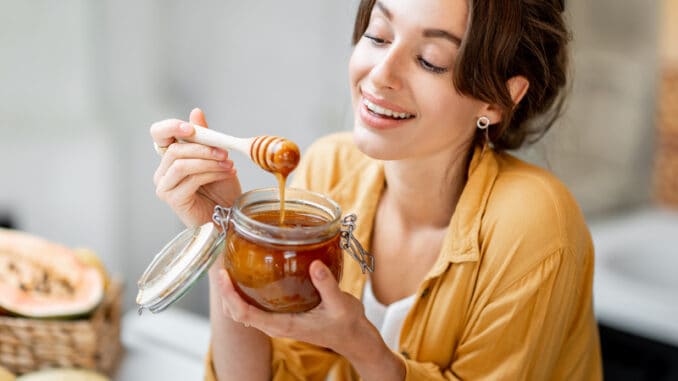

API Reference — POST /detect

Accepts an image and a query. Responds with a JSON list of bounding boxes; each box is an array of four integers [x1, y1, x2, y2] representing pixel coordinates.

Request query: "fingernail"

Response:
[[221, 299, 230, 317], [212, 148, 226, 160], [179, 123, 192, 133], [218, 160, 233, 169], [314, 265, 327, 280], [219, 270, 231, 287]]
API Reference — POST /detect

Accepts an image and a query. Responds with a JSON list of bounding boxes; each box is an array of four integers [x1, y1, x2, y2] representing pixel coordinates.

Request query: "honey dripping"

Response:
[[254, 137, 300, 224]]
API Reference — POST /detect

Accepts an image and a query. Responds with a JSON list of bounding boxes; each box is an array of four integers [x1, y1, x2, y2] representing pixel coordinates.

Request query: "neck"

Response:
[[381, 144, 474, 230]]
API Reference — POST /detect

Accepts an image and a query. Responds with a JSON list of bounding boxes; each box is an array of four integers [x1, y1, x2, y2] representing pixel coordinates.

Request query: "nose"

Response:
[[369, 44, 406, 91]]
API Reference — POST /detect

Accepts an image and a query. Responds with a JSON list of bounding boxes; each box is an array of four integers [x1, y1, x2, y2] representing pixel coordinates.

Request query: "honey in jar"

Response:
[[223, 188, 345, 313], [137, 188, 373, 315]]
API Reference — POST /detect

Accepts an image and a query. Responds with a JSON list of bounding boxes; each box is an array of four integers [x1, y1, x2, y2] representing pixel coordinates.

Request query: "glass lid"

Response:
[[136, 222, 224, 314]]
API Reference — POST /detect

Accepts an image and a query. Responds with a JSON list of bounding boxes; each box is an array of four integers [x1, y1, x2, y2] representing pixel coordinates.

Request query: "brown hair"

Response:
[[352, 0, 570, 151]]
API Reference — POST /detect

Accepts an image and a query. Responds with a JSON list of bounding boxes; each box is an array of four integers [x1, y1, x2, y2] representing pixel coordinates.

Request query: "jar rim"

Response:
[[229, 187, 343, 245]]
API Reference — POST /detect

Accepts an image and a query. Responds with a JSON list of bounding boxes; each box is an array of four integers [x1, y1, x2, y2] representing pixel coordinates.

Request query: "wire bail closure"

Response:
[[340, 214, 375, 274], [212, 205, 231, 232], [214, 206, 374, 272]]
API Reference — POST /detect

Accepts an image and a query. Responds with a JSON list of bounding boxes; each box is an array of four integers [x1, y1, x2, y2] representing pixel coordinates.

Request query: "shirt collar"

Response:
[[328, 144, 499, 281], [428, 145, 500, 277], [327, 156, 384, 296]]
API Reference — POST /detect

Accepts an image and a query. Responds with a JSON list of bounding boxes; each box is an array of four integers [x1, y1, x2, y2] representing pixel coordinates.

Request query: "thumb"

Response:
[[189, 107, 208, 128], [310, 260, 342, 307]]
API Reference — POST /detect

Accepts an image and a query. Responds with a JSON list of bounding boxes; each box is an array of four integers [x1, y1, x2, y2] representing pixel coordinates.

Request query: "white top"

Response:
[[362, 280, 417, 351]]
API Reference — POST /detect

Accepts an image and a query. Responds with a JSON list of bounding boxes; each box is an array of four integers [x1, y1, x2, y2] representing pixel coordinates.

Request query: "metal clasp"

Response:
[[340, 214, 375, 274], [212, 205, 231, 232]]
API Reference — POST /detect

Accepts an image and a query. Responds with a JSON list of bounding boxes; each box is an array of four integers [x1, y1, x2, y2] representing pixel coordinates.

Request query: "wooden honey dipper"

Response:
[[186, 125, 300, 177]]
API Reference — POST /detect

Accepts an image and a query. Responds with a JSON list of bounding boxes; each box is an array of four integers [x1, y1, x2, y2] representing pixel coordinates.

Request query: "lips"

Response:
[[362, 98, 414, 119], [361, 92, 415, 118], [358, 99, 415, 131]]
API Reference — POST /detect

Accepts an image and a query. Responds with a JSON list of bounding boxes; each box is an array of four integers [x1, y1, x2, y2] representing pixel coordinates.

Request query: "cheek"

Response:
[[426, 90, 479, 127], [348, 54, 358, 92], [348, 44, 370, 90], [347, 52, 359, 105]]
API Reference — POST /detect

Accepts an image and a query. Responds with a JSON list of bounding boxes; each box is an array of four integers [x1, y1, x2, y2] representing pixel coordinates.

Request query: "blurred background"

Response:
[[1, 0, 677, 379]]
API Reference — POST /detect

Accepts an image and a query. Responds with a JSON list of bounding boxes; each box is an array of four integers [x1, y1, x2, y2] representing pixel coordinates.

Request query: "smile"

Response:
[[362, 98, 414, 120]]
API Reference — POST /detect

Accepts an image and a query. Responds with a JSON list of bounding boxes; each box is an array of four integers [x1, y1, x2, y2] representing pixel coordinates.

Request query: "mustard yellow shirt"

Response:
[[206, 132, 602, 380]]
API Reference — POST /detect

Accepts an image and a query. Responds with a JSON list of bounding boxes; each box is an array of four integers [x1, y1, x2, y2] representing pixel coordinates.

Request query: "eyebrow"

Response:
[[374, 1, 463, 46], [423, 29, 462, 46]]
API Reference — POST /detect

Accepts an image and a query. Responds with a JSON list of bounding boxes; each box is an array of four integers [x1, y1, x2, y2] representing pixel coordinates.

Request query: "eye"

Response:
[[417, 56, 448, 74], [363, 33, 389, 46]]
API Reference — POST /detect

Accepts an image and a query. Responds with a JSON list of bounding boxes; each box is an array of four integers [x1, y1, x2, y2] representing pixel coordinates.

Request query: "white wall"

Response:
[[518, 0, 659, 216], [0, 0, 661, 316], [0, 1, 123, 279], [1, 0, 359, 315]]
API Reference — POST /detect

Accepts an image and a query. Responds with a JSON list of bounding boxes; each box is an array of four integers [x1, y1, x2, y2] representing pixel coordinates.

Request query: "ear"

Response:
[[507, 75, 530, 106], [476, 75, 530, 125]]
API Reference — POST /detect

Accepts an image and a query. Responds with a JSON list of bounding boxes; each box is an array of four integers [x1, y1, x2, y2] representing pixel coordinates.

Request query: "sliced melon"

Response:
[[0, 229, 105, 319], [74, 248, 109, 291]]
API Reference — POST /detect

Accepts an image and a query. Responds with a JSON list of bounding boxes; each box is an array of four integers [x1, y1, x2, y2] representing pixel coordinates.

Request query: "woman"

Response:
[[150, 0, 602, 379]]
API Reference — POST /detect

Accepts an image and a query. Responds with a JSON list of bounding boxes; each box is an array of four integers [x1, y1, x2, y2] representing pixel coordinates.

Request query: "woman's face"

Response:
[[349, 0, 484, 161]]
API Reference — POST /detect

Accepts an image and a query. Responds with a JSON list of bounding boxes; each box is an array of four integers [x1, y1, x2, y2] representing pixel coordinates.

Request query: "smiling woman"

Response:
[[351, 0, 568, 153], [148, 0, 602, 380]]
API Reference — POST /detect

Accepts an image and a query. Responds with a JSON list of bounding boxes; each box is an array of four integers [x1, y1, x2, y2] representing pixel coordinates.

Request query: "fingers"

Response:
[[156, 170, 235, 207], [215, 269, 295, 336], [153, 142, 230, 185], [216, 270, 261, 325], [310, 260, 343, 309], [216, 269, 236, 318], [156, 159, 234, 193], [149, 119, 195, 148], [214, 265, 352, 343], [189, 107, 208, 128], [150, 107, 206, 148], [155, 156, 233, 191]]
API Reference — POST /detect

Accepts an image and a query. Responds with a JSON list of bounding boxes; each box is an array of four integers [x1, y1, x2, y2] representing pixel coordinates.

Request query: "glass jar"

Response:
[[136, 188, 374, 314]]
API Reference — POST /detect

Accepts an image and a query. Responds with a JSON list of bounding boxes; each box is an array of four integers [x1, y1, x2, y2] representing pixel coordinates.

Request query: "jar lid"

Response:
[[136, 222, 224, 314]]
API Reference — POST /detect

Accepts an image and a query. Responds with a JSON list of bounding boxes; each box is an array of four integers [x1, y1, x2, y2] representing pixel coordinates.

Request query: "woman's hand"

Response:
[[214, 260, 406, 380], [216, 260, 373, 355], [151, 108, 242, 227]]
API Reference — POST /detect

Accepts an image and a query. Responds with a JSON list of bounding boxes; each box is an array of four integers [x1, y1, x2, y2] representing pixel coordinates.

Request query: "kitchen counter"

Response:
[[590, 207, 678, 346], [115, 308, 210, 380]]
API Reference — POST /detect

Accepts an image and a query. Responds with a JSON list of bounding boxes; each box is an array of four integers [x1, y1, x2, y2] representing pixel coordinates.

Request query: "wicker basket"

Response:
[[0, 279, 123, 376], [654, 65, 678, 207]]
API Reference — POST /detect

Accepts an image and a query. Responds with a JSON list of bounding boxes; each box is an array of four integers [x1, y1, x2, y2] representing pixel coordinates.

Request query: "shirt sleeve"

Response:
[[204, 346, 217, 381], [270, 338, 357, 381], [204, 339, 351, 381], [288, 136, 336, 192], [449, 249, 581, 380], [393, 249, 585, 381]]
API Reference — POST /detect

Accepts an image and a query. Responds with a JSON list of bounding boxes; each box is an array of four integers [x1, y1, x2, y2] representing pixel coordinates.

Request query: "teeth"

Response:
[[363, 99, 412, 119]]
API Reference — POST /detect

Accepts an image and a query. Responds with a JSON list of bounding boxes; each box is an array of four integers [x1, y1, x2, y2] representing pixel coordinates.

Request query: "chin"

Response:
[[352, 124, 403, 161]]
